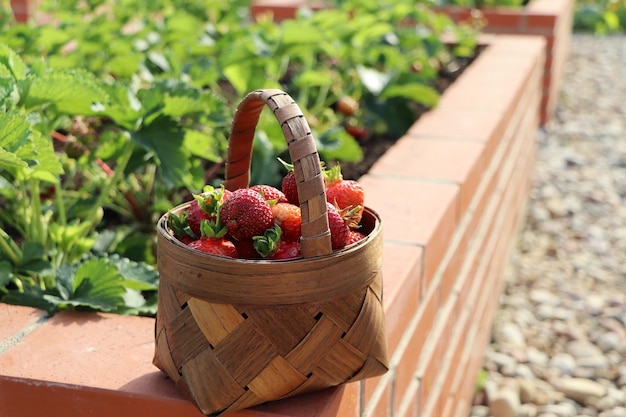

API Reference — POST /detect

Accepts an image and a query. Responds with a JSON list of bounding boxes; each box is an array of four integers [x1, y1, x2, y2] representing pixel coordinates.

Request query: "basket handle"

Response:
[[224, 89, 332, 259]]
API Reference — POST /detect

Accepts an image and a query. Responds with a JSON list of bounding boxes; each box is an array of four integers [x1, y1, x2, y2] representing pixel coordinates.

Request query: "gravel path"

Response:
[[469, 34, 626, 417]]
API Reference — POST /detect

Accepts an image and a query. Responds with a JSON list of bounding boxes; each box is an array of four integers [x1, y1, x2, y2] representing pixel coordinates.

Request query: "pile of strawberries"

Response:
[[167, 162, 367, 260]]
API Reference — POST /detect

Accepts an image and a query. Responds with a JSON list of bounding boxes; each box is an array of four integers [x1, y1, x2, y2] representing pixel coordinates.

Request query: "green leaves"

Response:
[[25, 69, 109, 115], [52, 259, 126, 311], [0, 43, 27, 79], [0, 111, 63, 180], [4, 256, 158, 315]]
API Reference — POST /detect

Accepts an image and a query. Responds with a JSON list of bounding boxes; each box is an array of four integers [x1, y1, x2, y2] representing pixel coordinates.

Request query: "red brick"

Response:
[[0, 304, 47, 345], [358, 175, 459, 292], [394, 379, 420, 417], [392, 284, 438, 415], [382, 243, 424, 355], [369, 137, 486, 217], [482, 10, 524, 28]]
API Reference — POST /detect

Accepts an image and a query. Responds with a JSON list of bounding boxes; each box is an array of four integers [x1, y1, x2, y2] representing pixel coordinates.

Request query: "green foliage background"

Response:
[[0, 0, 479, 315]]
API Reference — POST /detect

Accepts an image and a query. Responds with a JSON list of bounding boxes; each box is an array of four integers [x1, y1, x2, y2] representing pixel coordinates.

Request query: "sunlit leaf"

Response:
[[381, 83, 440, 107]]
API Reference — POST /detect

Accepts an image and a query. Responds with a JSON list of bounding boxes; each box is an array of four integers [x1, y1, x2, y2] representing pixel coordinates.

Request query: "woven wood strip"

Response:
[[153, 329, 178, 383], [182, 348, 245, 413], [285, 373, 336, 398], [212, 319, 280, 386], [188, 298, 244, 347], [166, 307, 210, 370], [283, 314, 346, 374], [349, 354, 390, 383], [242, 306, 318, 355], [344, 285, 389, 362], [247, 356, 307, 399], [316, 338, 368, 385], [323, 286, 369, 331]]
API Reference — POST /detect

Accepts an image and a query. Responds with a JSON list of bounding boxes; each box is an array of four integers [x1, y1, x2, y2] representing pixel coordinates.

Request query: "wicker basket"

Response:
[[153, 89, 389, 416]]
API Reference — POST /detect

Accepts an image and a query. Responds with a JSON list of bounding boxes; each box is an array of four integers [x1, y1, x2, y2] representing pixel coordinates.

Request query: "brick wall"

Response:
[[435, 0, 574, 125], [0, 35, 545, 417], [9, 0, 31, 22]]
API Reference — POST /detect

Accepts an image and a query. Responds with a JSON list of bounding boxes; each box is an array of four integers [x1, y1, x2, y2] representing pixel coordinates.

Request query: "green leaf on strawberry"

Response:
[[252, 224, 283, 258]]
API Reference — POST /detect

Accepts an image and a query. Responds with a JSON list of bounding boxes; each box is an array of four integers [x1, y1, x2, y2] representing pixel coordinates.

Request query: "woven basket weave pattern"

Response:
[[153, 89, 389, 416]]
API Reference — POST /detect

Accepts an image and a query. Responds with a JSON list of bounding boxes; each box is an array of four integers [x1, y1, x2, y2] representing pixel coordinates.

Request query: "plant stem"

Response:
[[54, 181, 67, 226], [83, 141, 135, 236], [29, 179, 46, 246], [0, 228, 22, 266]]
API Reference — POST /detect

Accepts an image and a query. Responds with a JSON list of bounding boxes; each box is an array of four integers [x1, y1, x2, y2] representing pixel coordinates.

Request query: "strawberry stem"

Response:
[[324, 164, 343, 187], [252, 224, 282, 258]]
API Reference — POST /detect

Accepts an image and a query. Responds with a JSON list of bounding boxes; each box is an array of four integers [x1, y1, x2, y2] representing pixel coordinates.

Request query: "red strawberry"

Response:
[[281, 171, 299, 205], [279, 158, 327, 206], [324, 165, 365, 224], [326, 202, 350, 250], [250, 184, 288, 203], [346, 230, 366, 246], [271, 203, 302, 243], [278, 158, 300, 205], [220, 188, 274, 241], [188, 237, 238, 258], [270, 241, 302, 260], [187, 200, 211, 238], [234, 239, 262, 260], [187, 220, 238, 258], [187, 186, 231, 237]]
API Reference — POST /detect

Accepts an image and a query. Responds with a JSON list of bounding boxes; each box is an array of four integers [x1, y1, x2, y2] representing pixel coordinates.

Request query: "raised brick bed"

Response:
[[250, 0, 573, 126], [0, 34, 545, 417]]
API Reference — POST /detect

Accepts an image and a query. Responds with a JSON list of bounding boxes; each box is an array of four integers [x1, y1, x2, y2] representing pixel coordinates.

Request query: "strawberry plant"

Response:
[[0, 42, 229, 314], [0, 47, 160, 315], [0, 0, 480, 314]]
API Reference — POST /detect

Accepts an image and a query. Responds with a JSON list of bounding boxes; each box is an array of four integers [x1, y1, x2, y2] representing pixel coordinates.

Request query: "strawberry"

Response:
[[279, 160, 300, 206], [187, 220, 238, 258], [346, 230, 366, 246], [271, 202, 302, 243], [187, 200, 211, 238], [270, 241, 302, 260], [220, 188, 274, 241], [279, 157, 327, 206], [335, 96, 359, 117], [344, 124, 369, 141], [250, 184, 288, 204], [326, 202, 350, 250], [187, 185, 231, 237], [324, 164, 365, 224], [234, 239, 262, 260]]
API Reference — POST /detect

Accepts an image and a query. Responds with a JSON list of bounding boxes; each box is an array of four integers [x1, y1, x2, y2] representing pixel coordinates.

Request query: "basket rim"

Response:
[[156, 204, 383, 305], [158, 202, 381, 265]]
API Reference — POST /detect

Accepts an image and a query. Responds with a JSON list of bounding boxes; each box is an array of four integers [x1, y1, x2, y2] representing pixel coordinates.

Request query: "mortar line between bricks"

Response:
[[0, 314, 50, 356], [361, 370, 394, 417]]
